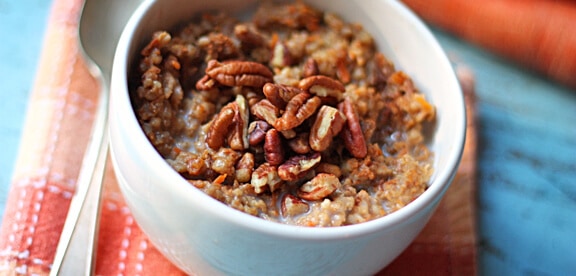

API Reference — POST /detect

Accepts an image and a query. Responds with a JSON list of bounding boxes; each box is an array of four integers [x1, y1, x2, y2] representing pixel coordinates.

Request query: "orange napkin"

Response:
[[0, 0, 477, 274]]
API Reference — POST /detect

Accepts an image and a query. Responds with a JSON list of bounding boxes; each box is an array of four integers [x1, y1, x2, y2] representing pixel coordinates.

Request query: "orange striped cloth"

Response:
[[0, 0, 477, 274]]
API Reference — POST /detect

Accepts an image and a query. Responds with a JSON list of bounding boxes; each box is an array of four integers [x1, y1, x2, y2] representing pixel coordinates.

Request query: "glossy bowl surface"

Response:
[[109, 0, 466, 275]]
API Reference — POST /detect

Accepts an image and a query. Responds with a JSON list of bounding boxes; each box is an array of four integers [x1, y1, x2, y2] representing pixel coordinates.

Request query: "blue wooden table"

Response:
[[1, 1, 575, 275]]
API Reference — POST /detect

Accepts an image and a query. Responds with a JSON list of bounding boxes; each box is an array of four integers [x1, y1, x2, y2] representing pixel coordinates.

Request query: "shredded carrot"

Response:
[[415, 94, 434, 115], [171, 59, 181, 70], [214, 174, 227, 185], [388, 71, 408, 85], [270, 33, 279, 49]]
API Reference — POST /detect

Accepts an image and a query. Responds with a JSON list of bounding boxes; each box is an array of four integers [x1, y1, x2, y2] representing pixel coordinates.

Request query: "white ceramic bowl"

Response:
[[109, 0, 466, 275]]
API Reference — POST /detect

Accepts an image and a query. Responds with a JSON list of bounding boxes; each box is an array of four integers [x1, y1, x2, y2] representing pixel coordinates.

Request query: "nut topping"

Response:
[[298, 75, 345, 101], [281, 194, 310, 217], [264, 129, 285, 166], [277, 152, 321, 181], [251, 162, 283, 194], [274, 92, 321, 131], [309, 105, 346, 152], [279, 129, 297, 139], [227, 95, 249, 150], [270, 41, 294, 68], [298, 173, 341, 201], [263, 83, 304, 109], [339, 99, 367, 158], [205, 60, 273, 88], [335, 58, 351, 84], [195, 75, 216, 91], [234, 23, 266, 49], [251, 99, 280, 127], [248, 120, 271, 146], [244, 89, 264, 107], [205, 102, 236, 150], [288, 132, 311, 154], [133, 1, 436, 227], [302, 57, 319, 78]]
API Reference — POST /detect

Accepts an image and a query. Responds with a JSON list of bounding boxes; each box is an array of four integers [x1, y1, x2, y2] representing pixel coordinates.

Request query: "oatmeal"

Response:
[[130, 1, 435, 227]]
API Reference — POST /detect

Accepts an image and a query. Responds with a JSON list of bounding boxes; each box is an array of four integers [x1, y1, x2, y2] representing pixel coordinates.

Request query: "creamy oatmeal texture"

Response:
[[131, 2, 435, 227]]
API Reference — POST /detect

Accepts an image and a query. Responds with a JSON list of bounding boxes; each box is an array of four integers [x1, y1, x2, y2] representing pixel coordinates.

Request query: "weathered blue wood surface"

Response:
[[432, 28, 576, 275], [0, 1, 575, 275]]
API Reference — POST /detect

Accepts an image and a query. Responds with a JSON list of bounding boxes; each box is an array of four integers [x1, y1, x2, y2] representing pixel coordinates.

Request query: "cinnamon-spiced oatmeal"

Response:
[[130, 1, 435, 227]]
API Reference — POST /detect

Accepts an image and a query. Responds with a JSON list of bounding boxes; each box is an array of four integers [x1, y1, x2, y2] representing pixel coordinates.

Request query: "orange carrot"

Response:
[[214, 174, 227, 185], [402, 0, 576, 90]]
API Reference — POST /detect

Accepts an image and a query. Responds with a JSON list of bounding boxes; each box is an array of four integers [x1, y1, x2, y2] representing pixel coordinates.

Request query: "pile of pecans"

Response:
[[132, 1, 435, 225], [196, 59, 367, 206]]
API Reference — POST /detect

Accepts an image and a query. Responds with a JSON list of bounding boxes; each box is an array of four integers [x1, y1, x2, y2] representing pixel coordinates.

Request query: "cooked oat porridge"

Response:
[[130, 1, 435, 227]]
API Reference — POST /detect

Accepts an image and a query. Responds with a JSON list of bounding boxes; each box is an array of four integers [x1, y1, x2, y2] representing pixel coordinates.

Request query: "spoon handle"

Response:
[[50, 69, 109, 276]]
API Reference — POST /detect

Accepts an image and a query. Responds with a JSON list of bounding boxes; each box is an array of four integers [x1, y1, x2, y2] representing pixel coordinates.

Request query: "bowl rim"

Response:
[[110, 0, 466, 240]]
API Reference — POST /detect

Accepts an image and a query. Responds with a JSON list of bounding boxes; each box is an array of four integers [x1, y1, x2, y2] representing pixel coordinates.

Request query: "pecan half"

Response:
[[288, 132, 311, 154], [309, 105, 346, 152], [264, 129, 285, 166], [244, 89, 264, 107], [298, 173, 341, 201], [281, 194, 310, 217], [251, 163, 283, 194], [206, 102, 236, 150], [279, 129, 297, 139], [270, 41, 293, 68], [302, 57, 319, 78], [234, 23, 266, 49], [274, 92, 321, 131], [298, 75, 345, 101], [339, 99, 367, 158], [263, 83, 304, 109], [277, 152, 321, 181], [195, 75, 216, 91], [248, 120, 271, 146], [205, 60, 273, 88], [335, 57, 351, 84], [251, 99, 280, 127], [227, 95, 249, 150], [235, 152, 255, 183]]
